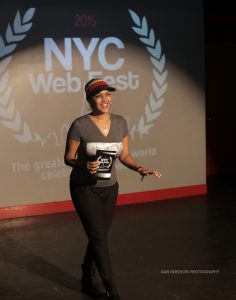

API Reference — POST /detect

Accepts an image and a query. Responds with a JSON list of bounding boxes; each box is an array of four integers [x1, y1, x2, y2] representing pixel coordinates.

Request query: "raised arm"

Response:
[[119, 135, 161, 178]]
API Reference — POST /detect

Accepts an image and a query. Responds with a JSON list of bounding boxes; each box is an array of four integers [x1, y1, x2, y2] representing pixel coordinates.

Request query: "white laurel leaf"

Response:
[[138, 116, 153, 136], [23, 8, 36, 23], [14, 122, 33, 143], [128, 10, 141, 26], [34, 132, 42, 141], [132, 26, 147, 36], [13, 11, 32, 33], [23, 122, 32, 137], [14, 135, 27, 143], [6, 24, 26, 42], [13, 11, 21, 33], [0, 71, 9, 93], [145, 103, 162, 122], [0, 36, 17, 58], [152, 81, 167, 99], [153, 69, 168, 86], [141, 17, 148, 35], [0, 57, 12, 74], [2, 111, 21, 130], [147, 40, 161, 59], [149, 94, 164, 111], [129, 125, 136, 140], [139, 29, 155, 46], [0, 100, 15, 118], [0, 86, 11, 106], [150, 55, 165, 72]]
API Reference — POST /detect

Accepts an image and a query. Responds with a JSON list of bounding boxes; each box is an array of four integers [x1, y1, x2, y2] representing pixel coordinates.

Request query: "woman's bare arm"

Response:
[[119, 135, 161, 178]]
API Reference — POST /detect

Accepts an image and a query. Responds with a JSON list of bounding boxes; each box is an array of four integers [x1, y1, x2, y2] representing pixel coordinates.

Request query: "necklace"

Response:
[[91, 115, 110, 136], [103, 128, 109, 135]]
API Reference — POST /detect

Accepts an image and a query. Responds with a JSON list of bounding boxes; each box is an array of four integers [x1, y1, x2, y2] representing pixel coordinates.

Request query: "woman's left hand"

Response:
[[138, 167, 162, 178]]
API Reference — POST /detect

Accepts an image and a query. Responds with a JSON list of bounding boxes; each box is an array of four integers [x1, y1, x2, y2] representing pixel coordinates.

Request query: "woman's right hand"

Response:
[[87, 160, 100, 174]]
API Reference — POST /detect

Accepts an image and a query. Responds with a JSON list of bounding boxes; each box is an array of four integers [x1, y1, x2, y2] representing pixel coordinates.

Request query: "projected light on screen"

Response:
[[0, 4, 205, 217]]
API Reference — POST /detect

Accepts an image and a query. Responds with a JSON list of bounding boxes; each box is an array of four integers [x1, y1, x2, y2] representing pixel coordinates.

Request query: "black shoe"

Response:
[[81, 264, 105, 296], [105, 291, 121, 300], [81, 281, 105, 296], [103, 280, 121, 300]]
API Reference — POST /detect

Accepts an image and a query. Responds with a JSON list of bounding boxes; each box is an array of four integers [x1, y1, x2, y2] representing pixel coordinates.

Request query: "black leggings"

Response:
[[70, 182, 119, 282]]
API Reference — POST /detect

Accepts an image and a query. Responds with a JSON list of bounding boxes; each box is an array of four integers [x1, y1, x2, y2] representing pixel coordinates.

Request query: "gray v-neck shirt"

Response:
[[67, 113, 128, 187]]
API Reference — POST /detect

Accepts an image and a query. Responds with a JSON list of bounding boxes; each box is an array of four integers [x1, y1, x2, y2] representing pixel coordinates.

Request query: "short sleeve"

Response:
[[67, 120, 81, 141], [122, 117, 129, 137]]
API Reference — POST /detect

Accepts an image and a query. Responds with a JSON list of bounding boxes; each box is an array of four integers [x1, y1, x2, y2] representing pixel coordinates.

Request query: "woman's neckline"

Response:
[[88, 113, 112, 138]]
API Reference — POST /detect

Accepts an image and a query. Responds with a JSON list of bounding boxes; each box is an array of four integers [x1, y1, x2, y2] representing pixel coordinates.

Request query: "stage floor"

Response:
[[0, 175, 235, 300]]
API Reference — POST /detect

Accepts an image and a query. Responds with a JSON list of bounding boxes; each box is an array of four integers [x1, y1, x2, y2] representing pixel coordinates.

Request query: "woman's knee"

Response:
[[89, 229, 107, 246]]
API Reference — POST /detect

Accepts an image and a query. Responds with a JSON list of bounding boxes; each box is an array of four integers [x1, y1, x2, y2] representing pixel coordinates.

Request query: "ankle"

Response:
[[81, 264, 105, 295]]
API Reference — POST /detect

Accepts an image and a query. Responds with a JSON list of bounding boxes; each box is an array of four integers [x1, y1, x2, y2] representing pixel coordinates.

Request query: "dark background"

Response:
[[203, 0, 236, 176]]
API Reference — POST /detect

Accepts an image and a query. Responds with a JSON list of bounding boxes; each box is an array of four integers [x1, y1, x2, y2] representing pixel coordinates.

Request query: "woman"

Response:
[[64, 78, 161, 299]]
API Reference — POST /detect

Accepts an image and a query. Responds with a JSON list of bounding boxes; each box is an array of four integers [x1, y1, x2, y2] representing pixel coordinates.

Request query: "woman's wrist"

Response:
[[69, 159, 86, 168], [136, 166, 143, 172]]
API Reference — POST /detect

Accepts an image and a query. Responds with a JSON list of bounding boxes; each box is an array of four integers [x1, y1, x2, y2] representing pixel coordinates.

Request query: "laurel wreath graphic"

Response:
[[128, 10, 167, 138], [0, 8, 42, 144]]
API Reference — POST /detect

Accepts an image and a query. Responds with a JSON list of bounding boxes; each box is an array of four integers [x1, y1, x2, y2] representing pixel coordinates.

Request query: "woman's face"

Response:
[[90, 90, 112, 114]]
